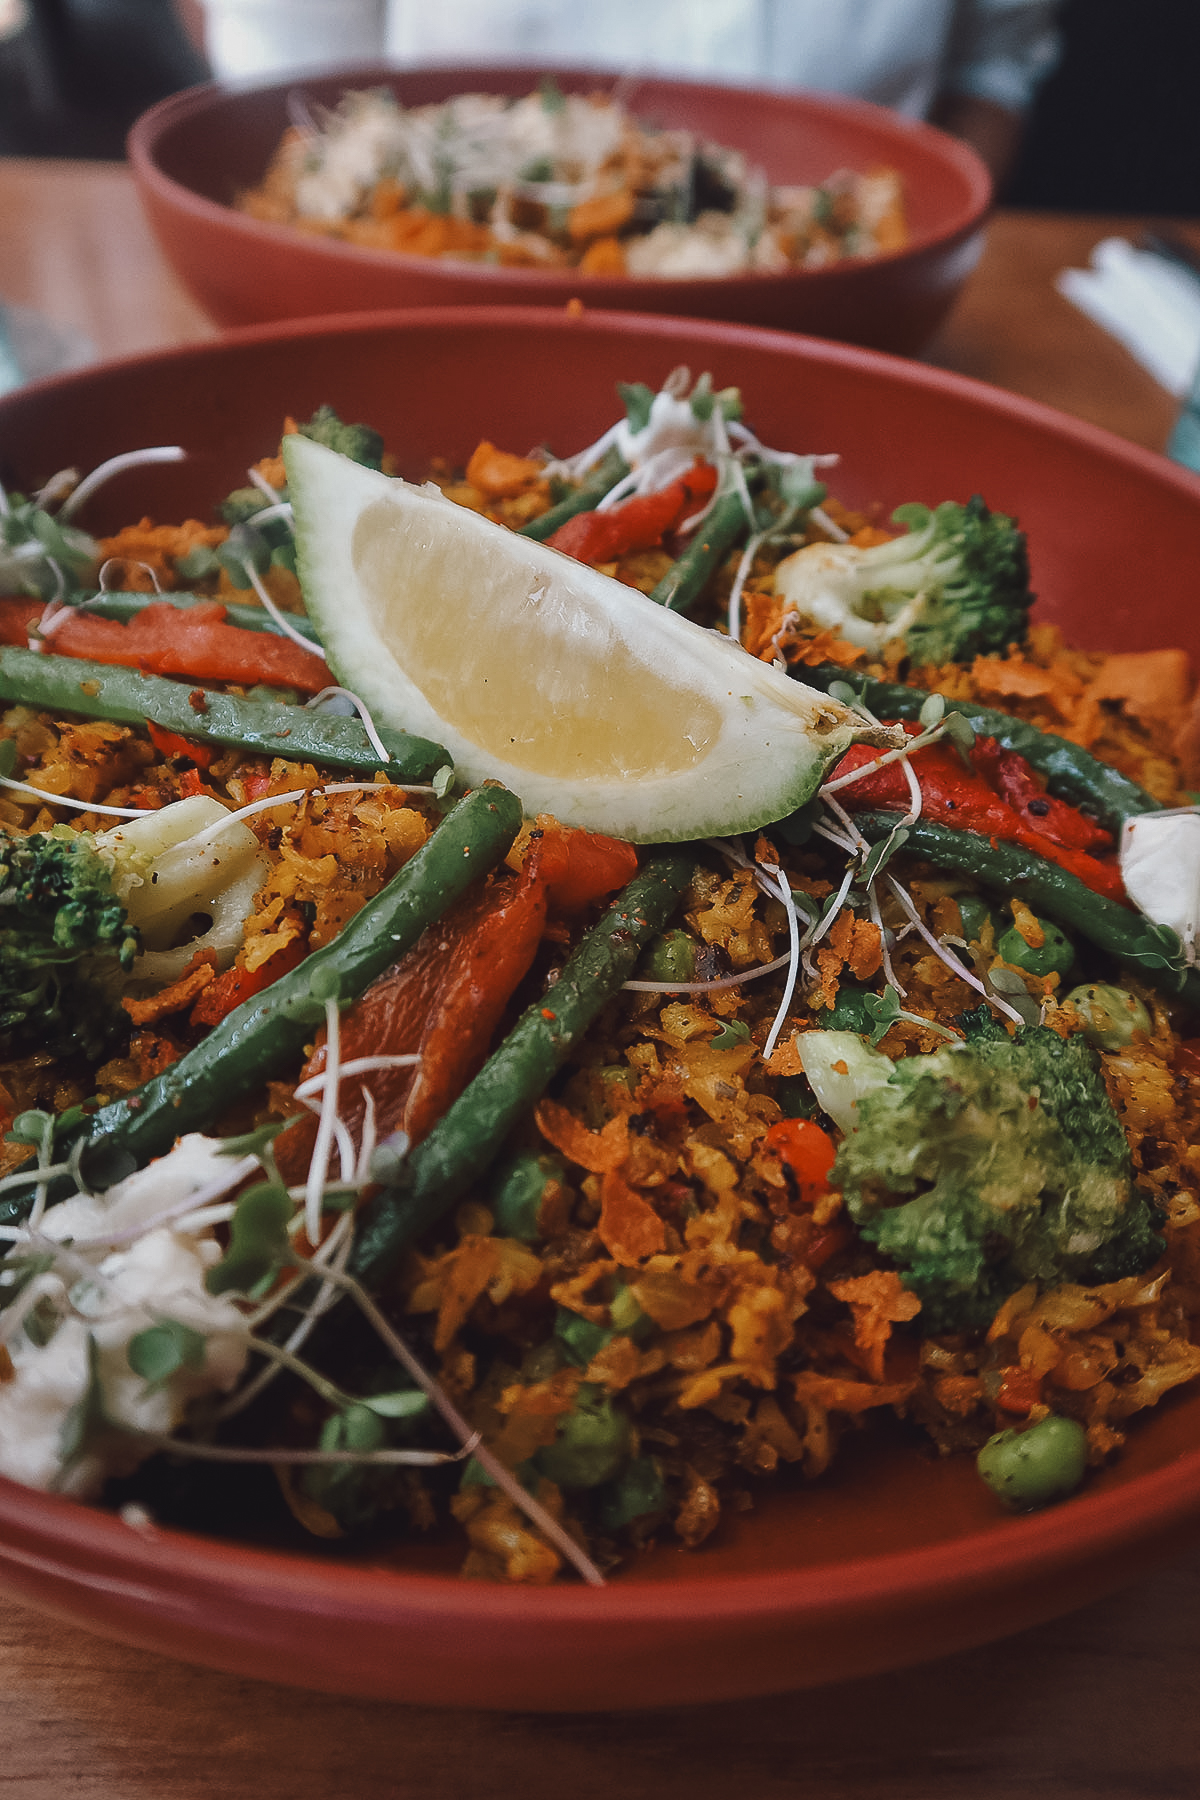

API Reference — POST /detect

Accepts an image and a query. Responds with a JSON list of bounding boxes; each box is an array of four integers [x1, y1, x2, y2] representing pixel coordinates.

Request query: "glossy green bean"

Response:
[[0, 646, 447, 779], [649, 490, 761, 613], [518, 448, 629, 541], [347, 850, 695, 1289], [69, 591, 322, 644], [0, 786, 522, 1230], [851, 810, 1200, 1009]]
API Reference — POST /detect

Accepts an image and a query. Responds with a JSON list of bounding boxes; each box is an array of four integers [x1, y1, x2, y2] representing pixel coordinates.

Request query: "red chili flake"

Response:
[[541, 1008, 557, 1021], [188, 689, 208, 713]]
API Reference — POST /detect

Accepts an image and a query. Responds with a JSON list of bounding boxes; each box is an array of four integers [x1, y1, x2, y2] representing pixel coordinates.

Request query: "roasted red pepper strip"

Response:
[[535, 823, 640, 913], [145, 720, 215, 767], [970, 738, 1112, 854], [0, 598, 41, 644], [40, 601, 329, 695], [274, 846, 551, 1183], [835, 724, 1127, 902], [547, 462, 717, 564], [272, 826, 642, 1183], [190, 935, 309, 1028]]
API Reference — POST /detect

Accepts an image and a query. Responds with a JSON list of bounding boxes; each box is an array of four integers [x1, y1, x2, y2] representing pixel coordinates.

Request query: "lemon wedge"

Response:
[[284, 436, 892, 842]]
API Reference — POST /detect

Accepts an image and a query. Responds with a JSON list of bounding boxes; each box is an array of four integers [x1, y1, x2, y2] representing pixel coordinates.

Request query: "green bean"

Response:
[[0, 647, 447, 780], [802, 664, 1161, 831], [0, 786, 523, 1226], [518, 447, 629, 542], [347, 851, 694, 1288], [68, 591, 322, 644], [850, 810, 1200, 1009], [649, 490, 761, 614]]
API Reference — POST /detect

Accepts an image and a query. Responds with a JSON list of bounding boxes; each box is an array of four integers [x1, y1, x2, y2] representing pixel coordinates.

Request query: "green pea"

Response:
[[608, 1279, 651, 1339], [997, 918, 1075, 978], [536, 1385, 631, 1490], [641, 928, 696, 983], [977, 1414, 1088, 1510], [1065, 982, 1152, 1051], [954, 894, 998, 943], [554, 1308, 613, 1368], [490, 1150, 564, 1242], [594, 1455, 666, 1531]]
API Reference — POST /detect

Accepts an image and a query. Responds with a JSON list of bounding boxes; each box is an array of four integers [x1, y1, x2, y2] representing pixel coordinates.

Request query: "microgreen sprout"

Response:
[[861, 985, 958, 1047]]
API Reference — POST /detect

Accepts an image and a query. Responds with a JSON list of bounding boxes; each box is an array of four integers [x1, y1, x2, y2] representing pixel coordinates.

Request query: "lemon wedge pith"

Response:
[[285, 436, 887, 842]]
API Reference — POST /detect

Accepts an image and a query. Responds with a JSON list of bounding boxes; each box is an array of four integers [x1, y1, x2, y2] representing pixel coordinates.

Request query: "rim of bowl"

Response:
[[3, 304, 1200, 1637], [125, 65, 993, 294], [4, 1428, 1200, 1625]]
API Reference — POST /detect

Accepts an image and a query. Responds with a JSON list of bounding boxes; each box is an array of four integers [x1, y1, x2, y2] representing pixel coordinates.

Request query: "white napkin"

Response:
[[0, 303, 94, 399], [1056, 237, 1200, 398]]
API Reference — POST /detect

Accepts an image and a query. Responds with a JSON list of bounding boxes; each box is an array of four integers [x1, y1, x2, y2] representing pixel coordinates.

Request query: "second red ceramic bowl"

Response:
[[127, 64, 991, 353]]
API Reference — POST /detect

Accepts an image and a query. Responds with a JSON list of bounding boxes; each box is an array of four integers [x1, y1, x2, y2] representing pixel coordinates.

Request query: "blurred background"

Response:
[[0, 0, 1198, 214]]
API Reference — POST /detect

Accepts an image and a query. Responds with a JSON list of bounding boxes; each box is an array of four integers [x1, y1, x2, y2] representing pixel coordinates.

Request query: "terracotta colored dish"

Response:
[[2, 310, 1200, 1711], [126, 65, 991, 354]]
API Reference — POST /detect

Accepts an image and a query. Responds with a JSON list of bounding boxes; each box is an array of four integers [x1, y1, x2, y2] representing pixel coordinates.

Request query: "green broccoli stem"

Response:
[[0, 647, 447, 781], [850, 810, 1200, 1010], [649, 489, 764, 614], [517, 447, 629, 542], [802, 664, 1162, 832], [346, 850, 694, 1290], [67, 592, 322, 645], [0, 786, 522, 1230]]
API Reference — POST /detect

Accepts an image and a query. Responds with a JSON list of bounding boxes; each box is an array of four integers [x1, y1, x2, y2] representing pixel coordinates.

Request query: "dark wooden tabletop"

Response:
[[2, 156, 1199, 1799]]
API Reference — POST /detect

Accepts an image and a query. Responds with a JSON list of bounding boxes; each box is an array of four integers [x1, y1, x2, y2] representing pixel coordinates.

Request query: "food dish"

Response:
[[2, 309, 1200, 1709], [236, 81, 908, 278], [127, 65, 990, 353]]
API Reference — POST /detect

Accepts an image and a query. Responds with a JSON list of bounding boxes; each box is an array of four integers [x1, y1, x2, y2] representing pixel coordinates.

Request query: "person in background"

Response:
[[177, 0, 1059, 188], [381, 0, 1062, 186]]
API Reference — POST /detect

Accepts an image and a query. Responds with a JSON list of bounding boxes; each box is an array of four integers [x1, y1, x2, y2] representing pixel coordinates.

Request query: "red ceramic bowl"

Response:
[[127, 64, 991, 354], [2, 309, 1200, 1712]]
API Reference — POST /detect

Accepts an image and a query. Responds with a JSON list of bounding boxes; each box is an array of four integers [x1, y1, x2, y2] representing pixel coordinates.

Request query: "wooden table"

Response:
[[2, 155, 1200, 1800]]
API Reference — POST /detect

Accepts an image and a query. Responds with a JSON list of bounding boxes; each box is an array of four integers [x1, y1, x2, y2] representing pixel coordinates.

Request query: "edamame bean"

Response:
[[1066, 982, 1152, 1050], [976, 1413, 1088, 1509]]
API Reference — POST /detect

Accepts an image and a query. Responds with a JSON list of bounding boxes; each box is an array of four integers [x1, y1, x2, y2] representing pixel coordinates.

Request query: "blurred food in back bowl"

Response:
[[241, 80, 909, 280], [128, 64, 993, 351]]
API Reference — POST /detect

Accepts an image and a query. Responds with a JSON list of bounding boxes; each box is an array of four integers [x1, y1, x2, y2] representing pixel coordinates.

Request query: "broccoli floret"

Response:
[[218, 407, 383, 529], [0, 828, 138, 1061], [772, 494, 1033, 665], [823, 1017, 1163, 1330], [0, 492, 98, 600], [215, 407, 384, 574], [296, 405, 384, 471]]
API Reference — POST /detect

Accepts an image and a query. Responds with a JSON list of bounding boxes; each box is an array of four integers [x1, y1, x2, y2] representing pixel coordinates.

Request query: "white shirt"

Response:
[[383, 0, 1061, 118]]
